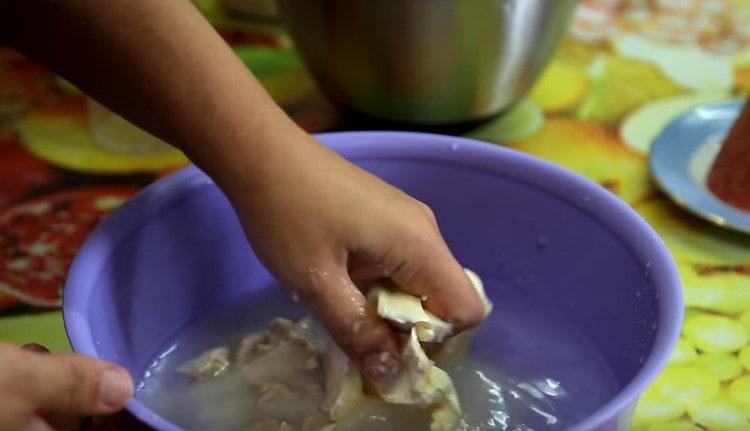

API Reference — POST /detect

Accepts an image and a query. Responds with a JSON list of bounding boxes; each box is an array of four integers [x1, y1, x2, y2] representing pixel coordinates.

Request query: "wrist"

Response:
[[186, 116, 317, 207]]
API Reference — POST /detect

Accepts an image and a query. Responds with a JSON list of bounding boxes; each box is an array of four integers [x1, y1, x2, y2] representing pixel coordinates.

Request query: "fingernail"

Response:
[[22, 343, 50, 354], [362, 351, 400, 381], [98, 368, 133, 410]]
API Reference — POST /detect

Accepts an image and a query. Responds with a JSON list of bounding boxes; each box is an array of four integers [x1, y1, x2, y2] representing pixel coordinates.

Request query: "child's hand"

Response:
[[223, 135, 487, 381], [2, 0, 487, 386], [0, 342, 132, 431]]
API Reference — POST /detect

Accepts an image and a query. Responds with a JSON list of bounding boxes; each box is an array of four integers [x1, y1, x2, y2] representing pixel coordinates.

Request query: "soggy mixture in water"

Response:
[[137, 272, 621, 431]]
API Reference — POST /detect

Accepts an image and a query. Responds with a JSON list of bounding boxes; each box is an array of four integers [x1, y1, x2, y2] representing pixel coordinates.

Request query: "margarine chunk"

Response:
[[323, 268, 491, 431], [371, 286, 453, 342], [372, 328, 463, 431], [322, 343, 365, 421]]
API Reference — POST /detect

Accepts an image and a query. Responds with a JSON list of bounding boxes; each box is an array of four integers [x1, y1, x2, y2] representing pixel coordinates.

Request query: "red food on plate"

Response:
[[708, 100, 750, 212], [0, 187, 136, 307]]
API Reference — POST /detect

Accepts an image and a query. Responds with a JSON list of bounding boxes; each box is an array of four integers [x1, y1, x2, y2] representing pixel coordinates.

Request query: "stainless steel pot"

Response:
[[279, 0, 578, 124]]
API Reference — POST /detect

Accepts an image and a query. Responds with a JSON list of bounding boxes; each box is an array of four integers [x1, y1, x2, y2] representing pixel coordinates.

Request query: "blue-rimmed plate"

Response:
[[650, 99, 750, 235]]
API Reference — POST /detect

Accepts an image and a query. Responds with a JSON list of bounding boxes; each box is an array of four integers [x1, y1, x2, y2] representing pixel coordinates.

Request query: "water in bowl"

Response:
[[136, 288, 621, 430]]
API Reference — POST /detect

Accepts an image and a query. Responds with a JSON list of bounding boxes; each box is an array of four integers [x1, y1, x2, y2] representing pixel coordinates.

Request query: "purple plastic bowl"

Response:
[[64, 131, 682, 431]]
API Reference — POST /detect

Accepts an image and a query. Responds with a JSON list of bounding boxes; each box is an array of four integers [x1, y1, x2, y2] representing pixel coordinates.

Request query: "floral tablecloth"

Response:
[[1, 0, 750, 429]]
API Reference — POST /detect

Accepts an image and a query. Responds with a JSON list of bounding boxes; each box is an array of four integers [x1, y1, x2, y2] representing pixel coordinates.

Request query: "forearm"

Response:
[[1, 0, 307, 191], [708, 98, 750, 211], [0, 2, 490, 378]]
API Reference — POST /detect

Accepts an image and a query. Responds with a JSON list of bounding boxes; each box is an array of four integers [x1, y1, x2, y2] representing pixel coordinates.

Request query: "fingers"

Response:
[[9, 347, 133, 417], [298, 267, 401, 381], [19, 344, 89, 431], [349, 199, 486, 342], [386, 232, 487, 333], [31, 353, 133, 415]]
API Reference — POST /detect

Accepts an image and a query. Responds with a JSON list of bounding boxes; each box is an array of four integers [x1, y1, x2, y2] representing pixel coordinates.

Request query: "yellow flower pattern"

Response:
[[1, 1, 750, 429]]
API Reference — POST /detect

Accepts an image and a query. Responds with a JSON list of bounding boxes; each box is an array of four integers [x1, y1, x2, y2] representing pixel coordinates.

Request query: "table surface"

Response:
[[2, 1, 750, 430]]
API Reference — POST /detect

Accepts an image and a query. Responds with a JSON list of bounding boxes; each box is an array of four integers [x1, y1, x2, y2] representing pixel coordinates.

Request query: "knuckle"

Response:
[[417, 201, 435, 219], [388, 257, 422, 288], [299, 268, 340, 301], [401, 227, 437, 257], [54, 358, 90, 411], [416, 202, 439, 227], [0, 346, 29, 388]]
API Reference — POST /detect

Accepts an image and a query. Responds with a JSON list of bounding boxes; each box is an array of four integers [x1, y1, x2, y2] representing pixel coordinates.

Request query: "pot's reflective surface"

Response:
[[280, 0, 578, 124]]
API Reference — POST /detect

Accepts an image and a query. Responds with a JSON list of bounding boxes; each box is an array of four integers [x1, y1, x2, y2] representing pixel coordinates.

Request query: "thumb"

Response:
[[298, 266, 402, 382], [21, 350, 133, 416], [388, 236, 487, 333]]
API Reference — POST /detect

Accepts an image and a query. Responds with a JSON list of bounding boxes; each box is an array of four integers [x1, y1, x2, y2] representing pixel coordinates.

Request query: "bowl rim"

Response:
[[64, 131, 683, 431]]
